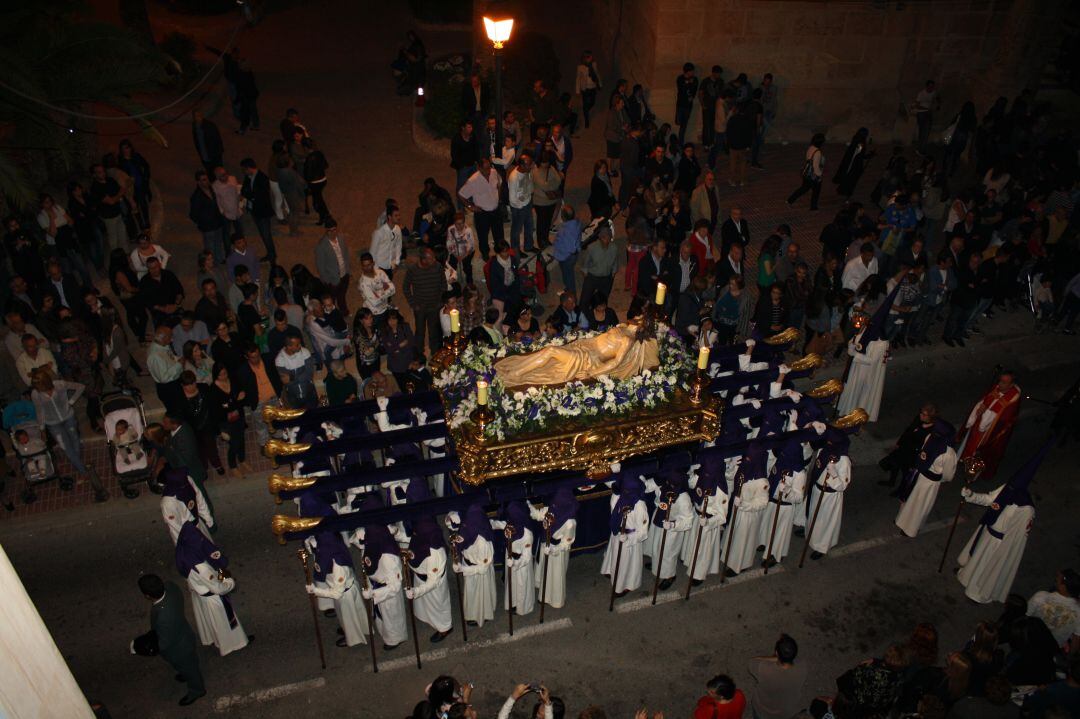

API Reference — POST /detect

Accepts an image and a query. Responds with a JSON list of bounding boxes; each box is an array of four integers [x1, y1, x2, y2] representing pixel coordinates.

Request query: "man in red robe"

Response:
[[957, 370, 1022, 481]]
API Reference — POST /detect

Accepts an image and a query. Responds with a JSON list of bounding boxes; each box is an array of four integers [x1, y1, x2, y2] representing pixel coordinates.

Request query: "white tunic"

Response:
[[310, 560, 370, 646], [837, 337, 889, 421], [531, 508, 576, 609], [304, 535, 334, 613], [645, 493, 694, 580], [600, 498, 649, 593], [160, 479, 214, 543], [367, 553, 409, 646], [957, 486, 1035, 604], [409, 547, 453, 633], [758, 469, 807, 562], [186, 561, 248, 656], [492, 521, 536, 615], [895, 446, 958, 537], [720, 478, 769, 574], [681, 468, 730, 580], [806, 456, 852, 554], [457, 536, 498, 626]]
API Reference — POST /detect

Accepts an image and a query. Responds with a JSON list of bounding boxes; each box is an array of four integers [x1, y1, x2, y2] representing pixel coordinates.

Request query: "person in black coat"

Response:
[[753, 283, 790, 336], [135, 574, 206, 706], [42, 260, 84, 310], [188, 170, 226, 262], [588, 160, 618, 219], [191, 110, 224, 174], [719, 206, 750, 258], [240, 158, 276, 263], [450, 121, 478, 197], [460, 74, 488, 128], [713, 243, 746, 292], [636, 239, 679, 312]]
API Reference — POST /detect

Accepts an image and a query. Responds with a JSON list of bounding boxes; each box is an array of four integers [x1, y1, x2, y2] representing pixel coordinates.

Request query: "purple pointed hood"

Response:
[[546, 487, 579, 534], [610, 474, 644, 534], [175, 520, 227, 576], [312, 529, 354, 582], [455, 503, 494, 546]]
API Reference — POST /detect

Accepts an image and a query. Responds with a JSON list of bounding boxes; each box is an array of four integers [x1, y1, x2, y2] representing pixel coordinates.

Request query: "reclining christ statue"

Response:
[[493, 323, 660, 389]]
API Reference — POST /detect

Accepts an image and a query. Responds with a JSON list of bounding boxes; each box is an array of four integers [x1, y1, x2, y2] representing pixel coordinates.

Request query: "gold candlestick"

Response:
[[689, 367, 709, 404]]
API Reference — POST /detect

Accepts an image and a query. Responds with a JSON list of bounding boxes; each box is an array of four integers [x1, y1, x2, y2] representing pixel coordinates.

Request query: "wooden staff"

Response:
[[721, 473, 746, 585], [399, 549, 422, 670], [448, 535, 468, 642], [297, 548, 327, 670], [763, 480, 786, 575], [504, 525, 515, 636], [798, 478, 828, 569], [938, 456, 985, 573], [356, 551, 379, 673], [608, 508, 631, 612], [539, 516, 553, 624], [684, 494, 710, 601], [651, 492, 676, 605]]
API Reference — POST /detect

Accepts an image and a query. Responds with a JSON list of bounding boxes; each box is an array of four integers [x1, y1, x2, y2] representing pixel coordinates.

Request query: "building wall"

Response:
[[601, 0, 1066, 144]]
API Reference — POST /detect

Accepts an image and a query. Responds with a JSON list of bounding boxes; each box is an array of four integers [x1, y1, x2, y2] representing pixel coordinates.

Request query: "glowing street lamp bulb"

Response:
[[483, 17, 514, 48]]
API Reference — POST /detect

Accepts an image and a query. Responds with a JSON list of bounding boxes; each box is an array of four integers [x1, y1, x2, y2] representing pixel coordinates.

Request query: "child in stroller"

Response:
[[114, 419, 146, 466], [13, 429, 50, 483]]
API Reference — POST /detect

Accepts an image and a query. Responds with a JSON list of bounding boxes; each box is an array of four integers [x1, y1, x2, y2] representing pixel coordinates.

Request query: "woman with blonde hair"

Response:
[[30, 369, 107, 502]]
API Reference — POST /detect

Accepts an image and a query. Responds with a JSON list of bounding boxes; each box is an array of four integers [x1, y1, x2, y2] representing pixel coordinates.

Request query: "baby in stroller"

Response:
[[13, 429, 49, 482], [114, 419, 145, 466]]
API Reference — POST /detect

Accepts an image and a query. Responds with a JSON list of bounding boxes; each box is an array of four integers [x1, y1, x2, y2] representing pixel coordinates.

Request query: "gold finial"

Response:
[[831, 408, 870, 429], [807, 379, 844, 398], [268, 473, 317, 503], [960, 455, 986, 478], [271, 514, 324, 545], [789, 353, 824, 372], [764, 327, 800, 345], [262, 404, 307, 424], [263, 439, 313, 460]]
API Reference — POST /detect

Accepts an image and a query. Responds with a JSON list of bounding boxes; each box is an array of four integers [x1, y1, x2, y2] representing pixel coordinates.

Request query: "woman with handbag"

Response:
[[208, 363, 248, 477], [786, 133, 825, 211]]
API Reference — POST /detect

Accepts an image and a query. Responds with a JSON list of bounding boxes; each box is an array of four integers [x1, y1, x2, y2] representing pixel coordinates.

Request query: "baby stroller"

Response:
[[101, 388, 152, 499], [2, 400, 69, 504], [517, 249, 553, 316]]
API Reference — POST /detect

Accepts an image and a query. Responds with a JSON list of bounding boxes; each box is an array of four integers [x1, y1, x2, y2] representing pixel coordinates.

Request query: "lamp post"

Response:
[[483, 16, 514, 154]]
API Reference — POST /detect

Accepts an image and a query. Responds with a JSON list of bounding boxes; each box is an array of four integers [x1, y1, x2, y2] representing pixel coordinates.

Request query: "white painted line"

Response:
[[378, 617, 574, 672], [214, 677, 327, 712], [618, 517, 957, 612]]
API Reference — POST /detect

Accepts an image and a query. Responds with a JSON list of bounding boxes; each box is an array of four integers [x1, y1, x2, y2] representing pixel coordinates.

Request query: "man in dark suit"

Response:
[[673, 240, 701, 303], [548, 291, 582, 334], [43, 260, 83, 310], [239, 157, 276, 264], [160, 413, 210, 500], [636, 238, 679, 313], [191, 110, 224, 174], [460, 73, 488, 129], [714, 243, 746, 292], [719, 205, 750, 258], [136, 574, 206, 706]]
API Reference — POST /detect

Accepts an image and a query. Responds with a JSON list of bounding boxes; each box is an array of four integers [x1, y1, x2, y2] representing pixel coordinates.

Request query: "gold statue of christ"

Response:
[[493, 323, 659, 388]]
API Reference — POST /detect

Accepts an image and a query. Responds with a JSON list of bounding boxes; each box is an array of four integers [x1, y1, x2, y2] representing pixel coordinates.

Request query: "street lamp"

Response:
[[483, 16, 513, 152]]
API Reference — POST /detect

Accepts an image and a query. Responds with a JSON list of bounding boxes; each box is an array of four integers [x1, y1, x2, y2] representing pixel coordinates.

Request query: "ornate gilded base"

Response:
[[452, 391, 723, 486]]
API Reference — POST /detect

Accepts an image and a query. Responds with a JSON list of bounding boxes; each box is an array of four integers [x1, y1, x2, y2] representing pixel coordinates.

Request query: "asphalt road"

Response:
[[3, 310, 1077, 719]]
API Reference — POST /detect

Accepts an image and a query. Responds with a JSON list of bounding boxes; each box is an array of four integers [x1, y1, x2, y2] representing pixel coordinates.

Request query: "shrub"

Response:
[[423, 54, 471, 139]]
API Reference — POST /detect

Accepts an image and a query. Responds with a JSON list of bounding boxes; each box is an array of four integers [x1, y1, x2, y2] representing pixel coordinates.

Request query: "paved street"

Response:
[[1, 1, 1078, 717]]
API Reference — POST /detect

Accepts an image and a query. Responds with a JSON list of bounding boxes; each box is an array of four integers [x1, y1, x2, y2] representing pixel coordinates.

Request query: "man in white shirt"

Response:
[[458, 157, 504, 259], [16, 335, 57, 386], [1028, 569, 1080, 648], [357, 253, 395, 325], [212, 166, 244, 239], [370, 207, 403, 277], [507, 154, 535, 253], [842, 242, 879, 292]]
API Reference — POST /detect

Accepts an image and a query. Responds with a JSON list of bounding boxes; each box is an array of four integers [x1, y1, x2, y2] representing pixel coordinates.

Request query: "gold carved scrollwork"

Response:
[[453, 393, 723, 486]]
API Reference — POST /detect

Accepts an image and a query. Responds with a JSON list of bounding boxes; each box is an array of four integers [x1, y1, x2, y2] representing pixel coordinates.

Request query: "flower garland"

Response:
[[434, 324, 693, 441]]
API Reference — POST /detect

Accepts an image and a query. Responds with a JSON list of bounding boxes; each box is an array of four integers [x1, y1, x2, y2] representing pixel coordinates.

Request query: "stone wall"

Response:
[[600, 0, 1067, 145]]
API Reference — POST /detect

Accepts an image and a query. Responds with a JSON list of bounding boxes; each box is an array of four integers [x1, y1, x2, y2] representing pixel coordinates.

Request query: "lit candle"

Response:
[[449, 308, 460, 333], [655, 282, 667, 306], [697, 345, 710, 370], [476, 380, 489, 406]]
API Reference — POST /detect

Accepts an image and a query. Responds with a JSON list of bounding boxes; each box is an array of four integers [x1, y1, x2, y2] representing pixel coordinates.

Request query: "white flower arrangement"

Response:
[[434, 324, 693, 440]]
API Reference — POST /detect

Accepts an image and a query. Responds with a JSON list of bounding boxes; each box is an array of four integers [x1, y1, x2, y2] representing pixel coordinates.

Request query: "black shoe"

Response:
[[336, 627, 344, 636], [336, 636, 348, 647], [755, 544, 766, 553], [179, 692, 206, 706], [247, 634, 255, 643], [383, 642, 401, 651], [810, 551, 825, 561], [614, 589, 629, 598], [762, 557, 778, 569], [793, 526, 805, 537], [723, 568, 738, 578], [466, 620, 479, 627], [322, 609, 337, 618], [658, 577, 675, 590], [690, 578, 703, 587], [215, 467, 225, 476], [955, 337, 966, 347], [430, 629, 451, 643], [93, 490, 109, 503], [944, 338, 955, 347]]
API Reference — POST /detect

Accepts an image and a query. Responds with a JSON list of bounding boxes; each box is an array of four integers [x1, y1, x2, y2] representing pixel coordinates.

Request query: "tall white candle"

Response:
[[449, 308, 460, 333], [476, 380, 489, 406], [697, 345, 710, 370], [655, 282, 667, 306]]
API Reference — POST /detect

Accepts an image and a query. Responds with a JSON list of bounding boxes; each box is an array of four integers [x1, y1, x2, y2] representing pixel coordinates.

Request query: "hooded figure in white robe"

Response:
[[805, 431, 853, 558], [837, 284, 901, 422], [531, 487, 578, 609], [446, 504, 498, 627], [405, 517, 453, 640], [160, 468, 215, 544], [644, 468, 694, 589], [895, 431, 957, 537], [359, 522, 409, 648], [601, 473, 650, 595], [682, 456, 730, 581], [720, 445, 770, 575], [492, 500, 536, 616], [759, 440, 808, 567], [306, 529, 370, 647], [175, 520, 249, 656]]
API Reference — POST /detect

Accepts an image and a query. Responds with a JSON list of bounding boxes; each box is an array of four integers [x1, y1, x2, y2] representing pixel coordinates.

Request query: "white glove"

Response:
[[376, 396, 389, 411], [783, 389, 801, 400], [662, 520, 675, 530], [733, 496, 742, 507], [699, 516, 709, 528], [609, 462, 622, 473], [305, 583, 316, 594], [745, 339, 756, 351], [617, 533, 628, 543], [811, 421, 827, 435], [445, 511, 461, 529], [361, 587, 373, 600], [961, 487, 973, 500], [542, 545, 552, 556], [452, 563, 463, 573], [405, 587, 415, 600], [750, 399, 762, 409], [778, 363, 790, 374]]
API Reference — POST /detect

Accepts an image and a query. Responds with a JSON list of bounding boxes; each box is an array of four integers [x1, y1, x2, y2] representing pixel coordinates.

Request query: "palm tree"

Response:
[[0, 0, 169, 209]]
